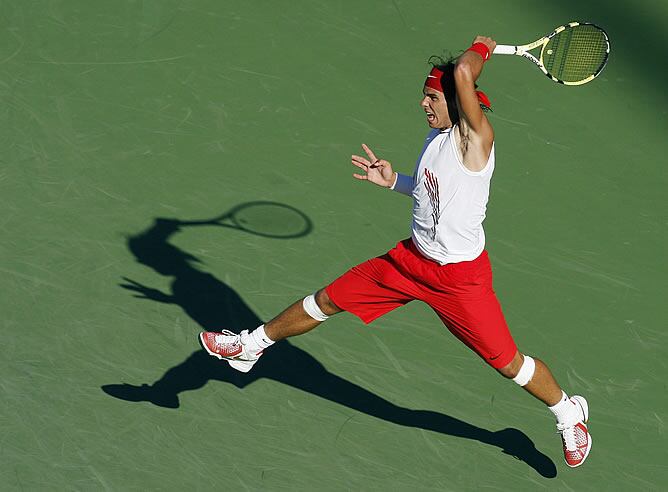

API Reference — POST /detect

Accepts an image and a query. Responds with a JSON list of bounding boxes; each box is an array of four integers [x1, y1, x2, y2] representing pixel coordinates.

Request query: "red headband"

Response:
[[425, 67, 444, 92], [424, 67, 492, 109]]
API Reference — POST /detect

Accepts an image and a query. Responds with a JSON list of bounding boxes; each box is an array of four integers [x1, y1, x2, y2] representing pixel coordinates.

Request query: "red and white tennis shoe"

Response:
[[199, 329, 262, 373], [556, 395, 592, 468]]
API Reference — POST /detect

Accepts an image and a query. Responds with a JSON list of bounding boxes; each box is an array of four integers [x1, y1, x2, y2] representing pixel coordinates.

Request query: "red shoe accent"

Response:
[[558, 396, 592, 468], [561, 422, 591, 467], [199, 331, 242, 359], [199, 330, 263, 373]]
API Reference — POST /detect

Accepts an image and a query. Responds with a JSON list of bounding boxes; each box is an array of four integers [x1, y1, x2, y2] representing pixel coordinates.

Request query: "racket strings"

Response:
[[543, 25, 609, 83]]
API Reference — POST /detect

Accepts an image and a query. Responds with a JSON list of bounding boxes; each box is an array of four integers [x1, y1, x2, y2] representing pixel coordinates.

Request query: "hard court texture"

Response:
[[1, 1, 666, 490]]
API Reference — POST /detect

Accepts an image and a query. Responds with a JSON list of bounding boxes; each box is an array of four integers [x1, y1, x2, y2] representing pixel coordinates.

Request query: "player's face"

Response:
[[421, 86, 451, 129]]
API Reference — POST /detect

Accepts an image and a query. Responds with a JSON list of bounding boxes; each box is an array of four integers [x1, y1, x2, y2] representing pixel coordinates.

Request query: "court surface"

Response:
[[1, 1, 666, 490]]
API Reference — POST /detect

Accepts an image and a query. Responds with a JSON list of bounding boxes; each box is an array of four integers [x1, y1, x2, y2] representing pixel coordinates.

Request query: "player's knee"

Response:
[[498, 352, 538, 387], [497, 351, 524, 379], [302, 289, 342, 322], [315, 288, 343, 315]]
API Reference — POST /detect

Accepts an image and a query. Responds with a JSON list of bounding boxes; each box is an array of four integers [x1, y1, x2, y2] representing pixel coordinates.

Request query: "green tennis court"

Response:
[[2, 1, 666, 489]]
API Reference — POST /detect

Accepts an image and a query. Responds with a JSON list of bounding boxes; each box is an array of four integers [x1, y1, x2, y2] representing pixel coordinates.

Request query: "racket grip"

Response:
[[493, 44, 517, 55]]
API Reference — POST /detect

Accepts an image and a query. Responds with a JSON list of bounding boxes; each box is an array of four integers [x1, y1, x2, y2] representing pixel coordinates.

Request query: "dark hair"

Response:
[[428, 56, 460, 125], [428, 54, 491, 126]]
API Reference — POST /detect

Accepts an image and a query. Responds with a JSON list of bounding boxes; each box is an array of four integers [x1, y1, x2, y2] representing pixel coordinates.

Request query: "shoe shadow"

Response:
[[102, 207, 557, 479]]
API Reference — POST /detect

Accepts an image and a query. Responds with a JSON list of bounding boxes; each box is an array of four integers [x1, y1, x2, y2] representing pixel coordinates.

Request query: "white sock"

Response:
[[548, 391, 578, 425], [247, 325, 275, 353]]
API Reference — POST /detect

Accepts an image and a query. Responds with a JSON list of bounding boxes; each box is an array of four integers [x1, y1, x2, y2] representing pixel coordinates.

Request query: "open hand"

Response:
[[351, 143, 396, 188], [120, 277, 173, 303]]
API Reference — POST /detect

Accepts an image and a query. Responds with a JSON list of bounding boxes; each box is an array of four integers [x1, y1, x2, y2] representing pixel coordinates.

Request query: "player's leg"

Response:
[[200, 241, 419, 372], [498, 351, 591, 468], [436, 302, 592, 467], [426, 251, 591, 467], [496, 351, 562, 405], [199, 288, 341, 372], [263, 288, 342, 341]]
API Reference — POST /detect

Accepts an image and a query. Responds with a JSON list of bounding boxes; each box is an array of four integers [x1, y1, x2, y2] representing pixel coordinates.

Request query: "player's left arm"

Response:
[[454, 36, 496, 149]]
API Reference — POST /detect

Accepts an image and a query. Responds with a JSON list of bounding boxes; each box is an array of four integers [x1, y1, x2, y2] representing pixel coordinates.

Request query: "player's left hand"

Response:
[[351, 143, 396, 188]]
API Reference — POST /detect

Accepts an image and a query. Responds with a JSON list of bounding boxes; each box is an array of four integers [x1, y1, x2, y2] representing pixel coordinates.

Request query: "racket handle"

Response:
[[493, 44, 517, 55]]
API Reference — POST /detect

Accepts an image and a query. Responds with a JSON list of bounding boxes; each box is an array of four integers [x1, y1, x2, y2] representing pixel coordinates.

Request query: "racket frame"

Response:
[[493, 21, 610, 86]]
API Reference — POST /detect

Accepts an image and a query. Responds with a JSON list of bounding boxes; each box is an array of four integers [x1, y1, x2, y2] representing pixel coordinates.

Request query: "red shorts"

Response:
[[325, 239, 517, 369]]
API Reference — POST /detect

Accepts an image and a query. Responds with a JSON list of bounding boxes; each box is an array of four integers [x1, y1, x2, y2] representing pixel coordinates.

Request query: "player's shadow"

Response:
[[102, 209, 557, 478]]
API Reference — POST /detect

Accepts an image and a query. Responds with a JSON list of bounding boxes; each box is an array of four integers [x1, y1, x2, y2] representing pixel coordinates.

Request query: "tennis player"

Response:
[[200, 36, 592, 468]]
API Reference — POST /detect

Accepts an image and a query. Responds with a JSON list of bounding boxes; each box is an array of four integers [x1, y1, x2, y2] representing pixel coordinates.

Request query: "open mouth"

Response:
[[426, 112, 435, 123]]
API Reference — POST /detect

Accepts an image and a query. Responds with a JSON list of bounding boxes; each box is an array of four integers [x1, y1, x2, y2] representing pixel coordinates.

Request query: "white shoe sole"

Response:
[[227, 359, 256, 373]]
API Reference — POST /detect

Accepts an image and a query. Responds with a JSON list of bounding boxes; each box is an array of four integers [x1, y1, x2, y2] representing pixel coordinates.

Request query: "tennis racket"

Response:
[[493, 21, 610, 85], [182, 201, 313, 239]]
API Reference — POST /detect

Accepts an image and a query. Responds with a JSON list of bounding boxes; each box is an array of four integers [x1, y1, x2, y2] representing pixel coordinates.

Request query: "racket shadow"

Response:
[[181, 200, 314, 239], [102, 208, 557, 479]]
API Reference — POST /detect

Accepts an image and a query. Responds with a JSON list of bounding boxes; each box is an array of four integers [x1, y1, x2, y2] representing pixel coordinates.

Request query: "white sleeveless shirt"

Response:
[[410, 126, 495, 265]]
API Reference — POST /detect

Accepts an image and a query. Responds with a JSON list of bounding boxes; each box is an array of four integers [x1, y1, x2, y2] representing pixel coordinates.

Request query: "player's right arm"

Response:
[[454, 36, 496, 173], [454, 36, 495, 139]]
